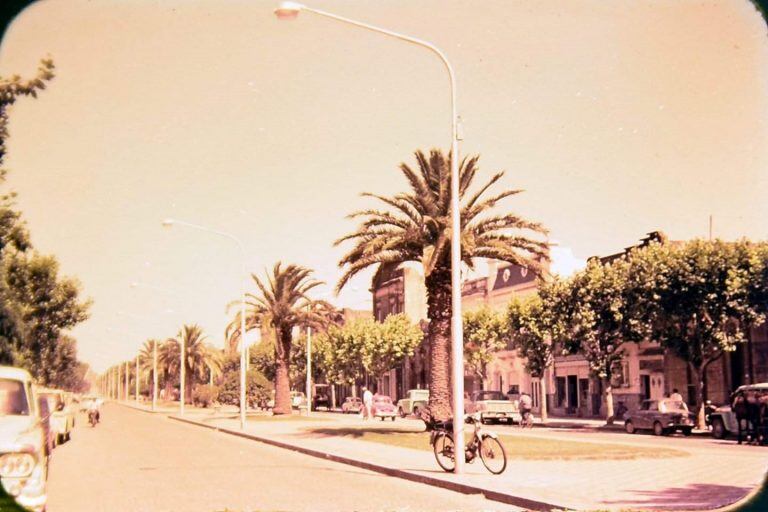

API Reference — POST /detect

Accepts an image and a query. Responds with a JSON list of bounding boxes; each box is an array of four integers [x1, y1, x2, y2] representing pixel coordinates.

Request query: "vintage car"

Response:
[[624, 398, 695, 436], [0, 366, 48, 512], [710, 383, 768, 441], [465, 390, 519, 424], [35, 394, 56, 456], [397, 389, 429, 418], [290, 391, 306, 409], [311, 384, 332, 411], [371, 395, 397, 421], [38, 389, 75, 444], [341, 396, 362, 414]]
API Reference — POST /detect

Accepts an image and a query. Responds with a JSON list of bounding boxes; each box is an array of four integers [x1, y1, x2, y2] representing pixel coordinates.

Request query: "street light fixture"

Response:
[[274, 3, 466, 472], [162, 217, 249, 430]]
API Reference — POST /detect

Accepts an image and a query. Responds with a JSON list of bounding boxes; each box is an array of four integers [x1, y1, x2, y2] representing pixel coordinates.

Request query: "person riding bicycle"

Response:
[[87, 396, 101, 423], [519, 392, 533, 426]]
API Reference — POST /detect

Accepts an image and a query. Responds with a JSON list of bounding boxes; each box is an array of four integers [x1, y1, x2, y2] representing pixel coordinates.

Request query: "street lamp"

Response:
[[274, 2, 466, 472], [162, 217, 249, 430]]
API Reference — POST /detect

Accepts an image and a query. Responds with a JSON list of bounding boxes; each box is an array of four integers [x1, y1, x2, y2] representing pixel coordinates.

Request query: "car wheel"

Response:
[[712, 418, 727, 439], [625, 420, 635, 434], [682, 427, 693, 437], [398, 407, 406, 418], [653, 421, 664, 436], [391, 416, 396, 422], [380, 416, 385, 421]]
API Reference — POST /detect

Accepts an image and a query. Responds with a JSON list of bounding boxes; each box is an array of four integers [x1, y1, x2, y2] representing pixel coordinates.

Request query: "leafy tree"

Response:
[[635, 240, 764, 428], [158, 338, 180, 399], [317, 314, 423, 387], [3, 251, 90, 385], [248, 329, 324, 389], [462, 307, 509, 388], [237, 263, 330, 415], [547, 257, 651, 423], [218, 352, 273, 409], [335, 148, 548, 420], [507, 295, 557, 421]]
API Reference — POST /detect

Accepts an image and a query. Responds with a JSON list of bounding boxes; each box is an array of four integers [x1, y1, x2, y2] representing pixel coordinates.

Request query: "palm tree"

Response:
[[336, 149, 548, 421], [232, 263, 330, 415], [158, 339, 180, 400], [139, 339, 161, 398], [166, 324, 221, 403]]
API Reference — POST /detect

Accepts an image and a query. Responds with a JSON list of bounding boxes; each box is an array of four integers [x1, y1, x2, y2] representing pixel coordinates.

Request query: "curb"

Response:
[[168, 415, 565, 512]]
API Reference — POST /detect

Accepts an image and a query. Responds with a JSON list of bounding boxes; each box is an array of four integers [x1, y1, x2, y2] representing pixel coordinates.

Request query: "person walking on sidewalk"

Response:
[[362, 387, 373, 420]]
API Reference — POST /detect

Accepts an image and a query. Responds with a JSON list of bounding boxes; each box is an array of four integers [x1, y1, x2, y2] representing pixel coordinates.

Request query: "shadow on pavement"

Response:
[[598, 483, 754, 510]]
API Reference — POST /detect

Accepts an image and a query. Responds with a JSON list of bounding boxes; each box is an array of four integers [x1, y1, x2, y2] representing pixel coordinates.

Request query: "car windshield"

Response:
[[661, 399, 688, 412], [475, 391, 505, 401], [0, 379, 30, 416], [374, 396, 392, 404], [411, 390, 428, 399]]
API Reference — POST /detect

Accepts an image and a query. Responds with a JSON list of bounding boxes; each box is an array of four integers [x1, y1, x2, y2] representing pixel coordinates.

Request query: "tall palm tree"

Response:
[[139, 339, 160, 396], [233, 263, 330, 415], [158, 339, 180, 400], [336, 149, 548, 421], [167, 324, 220, 403]]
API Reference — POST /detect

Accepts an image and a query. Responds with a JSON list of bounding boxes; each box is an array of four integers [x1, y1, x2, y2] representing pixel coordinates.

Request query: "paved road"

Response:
[[46, 404, 521, 512]]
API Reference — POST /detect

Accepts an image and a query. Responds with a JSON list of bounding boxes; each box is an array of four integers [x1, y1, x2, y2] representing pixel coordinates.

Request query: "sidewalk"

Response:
[[167, 410, 766, 512]]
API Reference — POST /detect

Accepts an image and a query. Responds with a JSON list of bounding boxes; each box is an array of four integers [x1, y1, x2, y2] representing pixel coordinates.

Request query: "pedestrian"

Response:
[[670, 388, 683, 402], [362, 386, 373, 421]]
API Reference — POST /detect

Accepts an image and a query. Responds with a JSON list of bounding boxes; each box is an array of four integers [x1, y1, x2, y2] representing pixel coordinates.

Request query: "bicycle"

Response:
[[430, 413, 507, 474]]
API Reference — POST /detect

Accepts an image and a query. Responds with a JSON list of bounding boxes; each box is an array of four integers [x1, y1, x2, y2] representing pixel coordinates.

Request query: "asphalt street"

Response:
[[46, 404, 521, 512]]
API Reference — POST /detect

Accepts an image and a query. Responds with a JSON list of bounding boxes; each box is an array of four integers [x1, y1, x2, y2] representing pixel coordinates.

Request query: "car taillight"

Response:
[[0, 453, 36, 478]]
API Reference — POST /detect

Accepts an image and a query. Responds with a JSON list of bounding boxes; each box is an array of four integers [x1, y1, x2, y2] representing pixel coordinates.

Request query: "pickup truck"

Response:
[[396, 389, 429, 418]]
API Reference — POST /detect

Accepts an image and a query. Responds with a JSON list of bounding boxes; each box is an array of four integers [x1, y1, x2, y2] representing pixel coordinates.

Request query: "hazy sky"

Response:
[[0, 0, 766, 372]]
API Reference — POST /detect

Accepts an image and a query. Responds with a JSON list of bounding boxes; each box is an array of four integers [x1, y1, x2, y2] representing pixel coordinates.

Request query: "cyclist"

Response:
[[519, 392, 533, 427]]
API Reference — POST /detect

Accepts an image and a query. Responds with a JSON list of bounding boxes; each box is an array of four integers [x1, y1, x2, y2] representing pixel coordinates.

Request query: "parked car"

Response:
[[35, 394, 56, 456], [0, 366, 48, 512], [397, 389, 429, 418], [710, 383, 768, 441], [624, 398, 695, 436], [290, 391, 306, 409], [372, 395, 397, 421], [38, 389, 75, 444], [341, 396, 362, 414], [465, 390, 519, 424], [312, 384, 331, 411]]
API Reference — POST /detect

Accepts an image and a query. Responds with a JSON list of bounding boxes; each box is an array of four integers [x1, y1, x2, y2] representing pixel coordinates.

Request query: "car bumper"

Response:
[[481, 412, 517, 421], [374, 411, 396, 417], [1, 464, 47, 512]]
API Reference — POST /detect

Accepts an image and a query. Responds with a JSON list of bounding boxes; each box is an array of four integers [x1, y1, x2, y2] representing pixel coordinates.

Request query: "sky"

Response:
[[0, 0, 766, 372]]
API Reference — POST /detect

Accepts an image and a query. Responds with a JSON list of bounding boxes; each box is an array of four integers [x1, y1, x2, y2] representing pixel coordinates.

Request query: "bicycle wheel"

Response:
[[479, 435, 507, 474], [432, 431, 456, 473]]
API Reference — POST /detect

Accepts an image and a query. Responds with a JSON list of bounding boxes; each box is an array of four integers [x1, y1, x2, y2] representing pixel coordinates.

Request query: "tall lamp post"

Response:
[[274, 2, 466, 472], [162, 218, 248, 430]]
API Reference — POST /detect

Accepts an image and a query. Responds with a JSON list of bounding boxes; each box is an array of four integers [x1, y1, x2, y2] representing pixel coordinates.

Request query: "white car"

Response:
[[0, 366, 48, 512], [290, 391, 306, 409]]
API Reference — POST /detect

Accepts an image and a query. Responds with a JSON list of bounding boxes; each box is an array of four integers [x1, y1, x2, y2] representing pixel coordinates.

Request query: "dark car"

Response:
[[625, 398, 695, 436], [312, 385, 331, 411]]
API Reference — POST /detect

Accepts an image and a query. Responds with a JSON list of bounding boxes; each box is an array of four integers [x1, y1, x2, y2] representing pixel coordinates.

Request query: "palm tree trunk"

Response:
[[273, 327, 292, 415], [425, 264, 452, 422]]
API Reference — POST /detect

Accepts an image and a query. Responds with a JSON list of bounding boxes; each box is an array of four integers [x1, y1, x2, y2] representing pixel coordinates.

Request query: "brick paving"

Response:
[[168, 408, 766, 511]]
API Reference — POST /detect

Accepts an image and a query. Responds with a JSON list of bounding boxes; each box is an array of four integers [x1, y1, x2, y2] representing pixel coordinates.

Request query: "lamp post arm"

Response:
[[301, 6, 458, 141]]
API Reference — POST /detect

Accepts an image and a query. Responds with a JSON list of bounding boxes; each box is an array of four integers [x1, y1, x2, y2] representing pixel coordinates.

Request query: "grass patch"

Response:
[[305, 427, 689, 460], [219, 413, 326, 422]]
